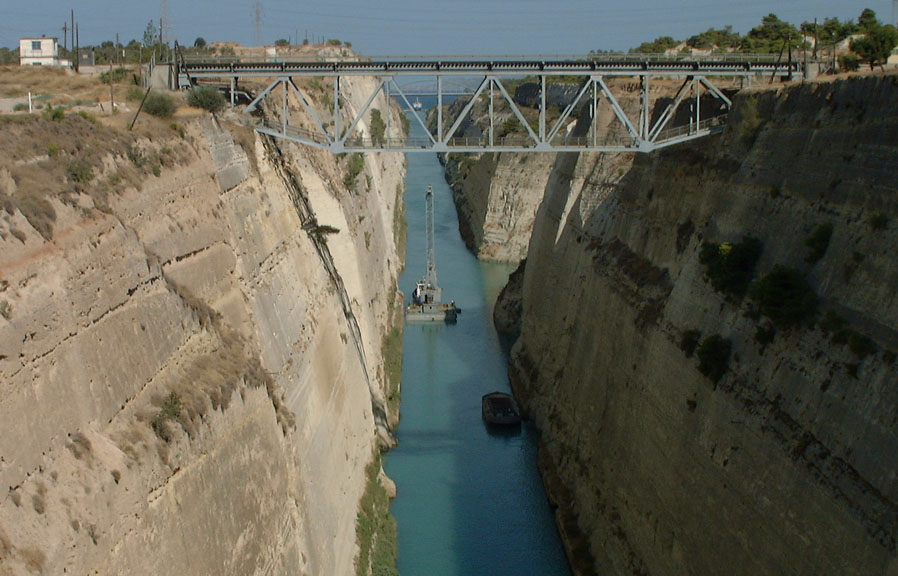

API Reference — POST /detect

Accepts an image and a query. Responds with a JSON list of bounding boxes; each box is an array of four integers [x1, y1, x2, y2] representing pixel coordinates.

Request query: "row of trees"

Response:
[[624, 9, 897, 69]]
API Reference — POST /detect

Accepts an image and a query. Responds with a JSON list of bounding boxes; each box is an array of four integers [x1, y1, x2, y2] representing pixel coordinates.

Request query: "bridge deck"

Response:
[[183, 55, 801, 78]]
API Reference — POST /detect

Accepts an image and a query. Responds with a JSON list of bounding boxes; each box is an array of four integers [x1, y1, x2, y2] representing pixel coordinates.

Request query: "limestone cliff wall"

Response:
[[508, 75, 898, 575], [0, 75, 405, 575]]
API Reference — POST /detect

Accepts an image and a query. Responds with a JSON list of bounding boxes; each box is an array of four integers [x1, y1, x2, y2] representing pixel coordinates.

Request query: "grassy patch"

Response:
[[750, 266, 817, 330], [383, 325, 403, 424], [355, 454, 398, 576], [699, 236, 762, 298]]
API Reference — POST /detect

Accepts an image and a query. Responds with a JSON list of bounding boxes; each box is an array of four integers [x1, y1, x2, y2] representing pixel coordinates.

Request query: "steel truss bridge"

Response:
[[178, 55, 803, 154]]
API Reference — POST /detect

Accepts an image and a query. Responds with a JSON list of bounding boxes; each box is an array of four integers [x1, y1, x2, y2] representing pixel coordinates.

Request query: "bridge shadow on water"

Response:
[[385, 129, 570, 576]]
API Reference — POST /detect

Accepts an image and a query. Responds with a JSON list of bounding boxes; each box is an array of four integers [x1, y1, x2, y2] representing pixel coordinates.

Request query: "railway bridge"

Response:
[[176, 53, 806, 154]]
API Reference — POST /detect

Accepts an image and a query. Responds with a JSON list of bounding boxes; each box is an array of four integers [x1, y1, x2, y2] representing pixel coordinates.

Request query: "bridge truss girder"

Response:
[[242, 71, 737, 154]]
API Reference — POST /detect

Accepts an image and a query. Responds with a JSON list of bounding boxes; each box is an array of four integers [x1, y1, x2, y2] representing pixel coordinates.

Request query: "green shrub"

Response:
[[804, 222, 833, 263], [13, 102, 28, 112], [99, 68, 130, 84], [343, 153, 365, 189], [369, 109, 386, 146], [77, 110, 98, 124], [680, 329, 702, 358], [47, 143, 59, 158], [696, 334, 732, 384], [67, 160, 94, 183], [839, 53, 861, 72], [186, 86, 226, 114], [151, 391, 182, 442], [750, 266, 817, 330], [143, 91, 178, 118], [870, 213, 888, 231], [0, 300, 11, 319], [43, 105, 65, 122], [699, 236, 763, 298]]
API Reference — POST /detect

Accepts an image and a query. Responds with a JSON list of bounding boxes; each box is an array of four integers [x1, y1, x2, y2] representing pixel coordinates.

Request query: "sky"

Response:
[[1, 1, 892, 55]]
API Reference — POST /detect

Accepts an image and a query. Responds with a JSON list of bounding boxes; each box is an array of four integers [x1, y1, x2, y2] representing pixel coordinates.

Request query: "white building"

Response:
[[19, 37, 62, 66]]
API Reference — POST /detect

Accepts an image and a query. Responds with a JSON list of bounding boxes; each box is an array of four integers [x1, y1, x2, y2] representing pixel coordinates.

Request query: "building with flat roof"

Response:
[[19, 37, 62, 66]]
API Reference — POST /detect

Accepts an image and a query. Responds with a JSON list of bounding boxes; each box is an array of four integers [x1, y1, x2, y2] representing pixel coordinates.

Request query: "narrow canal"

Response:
[[384, 114, 571, 576]]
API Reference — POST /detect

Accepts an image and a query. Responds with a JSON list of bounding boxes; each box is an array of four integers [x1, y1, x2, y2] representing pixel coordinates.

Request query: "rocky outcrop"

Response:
[[509, 75, 898, 575], [0, 73, 405, 575]]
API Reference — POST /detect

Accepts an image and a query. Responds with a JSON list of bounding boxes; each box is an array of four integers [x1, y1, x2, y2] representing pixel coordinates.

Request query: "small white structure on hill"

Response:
[[19, 37, 62, 66]]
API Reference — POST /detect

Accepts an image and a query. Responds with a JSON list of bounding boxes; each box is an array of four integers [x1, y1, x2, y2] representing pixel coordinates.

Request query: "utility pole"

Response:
[[62, 22, 69, 51], [75, 22, 79, 72]]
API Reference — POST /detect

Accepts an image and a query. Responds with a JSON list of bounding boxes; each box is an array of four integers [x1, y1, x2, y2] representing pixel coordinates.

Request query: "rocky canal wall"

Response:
[[0, 72, 405, 575]]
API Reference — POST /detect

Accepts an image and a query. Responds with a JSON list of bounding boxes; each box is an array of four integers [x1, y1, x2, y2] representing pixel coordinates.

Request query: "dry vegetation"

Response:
[[0, 65, 105, 102], [0, 110, 195, 240]]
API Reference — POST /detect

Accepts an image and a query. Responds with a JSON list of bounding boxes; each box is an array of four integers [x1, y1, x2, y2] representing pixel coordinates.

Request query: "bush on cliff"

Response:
[[696, 334, 732, 384], [699, 236, 762, 298], [143, 91, 178, 119], [187, 86, 226, 114], [750, 266, 818, 330], [369, 109, 386, 146]]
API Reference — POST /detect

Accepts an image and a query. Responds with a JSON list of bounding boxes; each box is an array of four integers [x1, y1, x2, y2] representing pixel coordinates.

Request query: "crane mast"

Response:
[[425, 185, 439, 292]]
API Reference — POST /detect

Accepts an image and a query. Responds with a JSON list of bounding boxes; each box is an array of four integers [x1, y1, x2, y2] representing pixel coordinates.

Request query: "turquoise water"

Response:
[[384, 116, 571, 576]]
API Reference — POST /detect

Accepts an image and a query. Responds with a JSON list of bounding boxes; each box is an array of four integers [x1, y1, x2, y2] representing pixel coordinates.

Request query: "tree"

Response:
[[741, 13, 804, 53], [630, 36, 679, 53], [851, 24, 898, 69], [274, 38, 290, 46], [801, 17, 859, 44], [194, 37, 207, 48], [143, 20, 159, 47], [858, 8, 879, 32], [686, 26, 741, 50]]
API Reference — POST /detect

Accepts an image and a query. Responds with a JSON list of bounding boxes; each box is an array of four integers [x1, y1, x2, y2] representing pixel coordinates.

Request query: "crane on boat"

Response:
[[406, 185, 460, 323]]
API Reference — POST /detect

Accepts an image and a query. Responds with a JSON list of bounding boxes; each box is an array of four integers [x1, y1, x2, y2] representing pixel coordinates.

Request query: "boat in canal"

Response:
[[482, 392, 522, 425], [407, 185, 460, 323]]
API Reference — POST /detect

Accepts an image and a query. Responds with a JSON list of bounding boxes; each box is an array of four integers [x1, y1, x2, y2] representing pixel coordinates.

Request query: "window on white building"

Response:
[[31, 40, 41, 51]]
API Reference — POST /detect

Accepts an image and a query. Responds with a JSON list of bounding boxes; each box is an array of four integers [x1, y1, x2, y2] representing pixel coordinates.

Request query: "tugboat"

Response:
[[412, 97, 423, 111], [406, 185, 461, 323], [481, 392, 521, 426]]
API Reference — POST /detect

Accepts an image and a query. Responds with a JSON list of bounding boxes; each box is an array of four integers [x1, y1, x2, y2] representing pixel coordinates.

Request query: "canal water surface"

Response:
[[384, 116, 571, 576]]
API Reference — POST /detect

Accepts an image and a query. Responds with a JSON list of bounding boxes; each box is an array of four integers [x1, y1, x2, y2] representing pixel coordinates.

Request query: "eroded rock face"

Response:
[[0, 77, 405, 575], [510, 76, 898, 575]]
